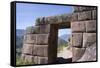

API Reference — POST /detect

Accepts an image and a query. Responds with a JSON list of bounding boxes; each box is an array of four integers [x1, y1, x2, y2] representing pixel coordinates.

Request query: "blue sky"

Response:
[[58, 29, 72, 36], [16, 3, 73, 36]]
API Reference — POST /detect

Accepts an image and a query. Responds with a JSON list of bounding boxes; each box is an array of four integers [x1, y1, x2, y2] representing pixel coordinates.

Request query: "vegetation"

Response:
[[57, 43, 68, 53], [16, 56, 35, 65]]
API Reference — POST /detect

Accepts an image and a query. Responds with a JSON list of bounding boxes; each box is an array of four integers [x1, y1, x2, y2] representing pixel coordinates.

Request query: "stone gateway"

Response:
[[21, 6, 97, 64]]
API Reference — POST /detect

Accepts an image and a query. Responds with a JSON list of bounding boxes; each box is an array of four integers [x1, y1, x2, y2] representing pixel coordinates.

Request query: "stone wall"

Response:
[[21, 25, 50, 64], [21, 6, 97, 64], [71, 6, 97, 62]]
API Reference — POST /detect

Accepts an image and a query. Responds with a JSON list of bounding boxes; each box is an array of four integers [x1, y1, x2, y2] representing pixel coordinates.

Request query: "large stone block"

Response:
[[72, 47, 85, 62], [74, 6, 79, 12], [35, 17, 48, 25], [74, 6, 96, 12], [24, 34, 36, 44], [25, 26, 36, 34], [77, 43, 97, 62], [72, 33, 83, 47], [78, 11, 92, 21], [38, 56, 48, 64], [36, 34, 49, 45], [83, 33, 96, 47], [71, 13, 78, 21], [71, 21, 85, 32], [33, 45, 48, 57], [60, 14, 72, 22], [85, 20, 96, 32], [35, 24, 50, 33], [21, 54, 34, 63], [33, 56, 38, 64], [92, 10, 97, 20], [22, 44, 34, 55]]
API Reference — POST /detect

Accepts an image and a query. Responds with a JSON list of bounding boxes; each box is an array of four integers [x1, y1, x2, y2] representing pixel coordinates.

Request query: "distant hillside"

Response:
[[59, 34, 71, 42], [58, 37, 67, 46], [16, 29, 25, 37], [16, 29, 25, 49]]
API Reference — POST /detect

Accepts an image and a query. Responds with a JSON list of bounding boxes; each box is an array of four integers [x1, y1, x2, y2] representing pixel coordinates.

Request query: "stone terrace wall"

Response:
[[21, 6, 97, 64]]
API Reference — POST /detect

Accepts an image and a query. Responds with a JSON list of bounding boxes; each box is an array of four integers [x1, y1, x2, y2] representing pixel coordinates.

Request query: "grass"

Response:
[[16, 51, 35, 66], [57, 44, 68, 53], [16, 55, 35, 65]]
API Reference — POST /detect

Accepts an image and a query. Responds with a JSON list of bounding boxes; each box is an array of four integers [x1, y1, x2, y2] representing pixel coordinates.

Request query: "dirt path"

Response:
[[57, 47, 72, 59]]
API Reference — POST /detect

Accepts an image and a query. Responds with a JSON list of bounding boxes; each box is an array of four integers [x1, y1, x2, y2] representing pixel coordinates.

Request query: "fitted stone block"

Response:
[[36, 34, 49, 45], [85, 20, 96, 32], [92, 10, 97, 20], [21, 54, 34, 63], [25, 26, 36, 34], [36, 24, 50, 33], [72, 47, 85, 62], [33, 45, 48, 57], [72, 33, 83, 47], [74, 6, 79, 12], [71, 13, 78, 21], [83, 33, 96, 47], [71, 21, 85, 32], [35, 17, 47, 25], [38, 56, 48, 64], [78, 11, 92, 21], [33, 56, 38, 64], [24, 34, 36, 44], [74, 6, 96, 12], [60, 14, 72, 22], [77, 43, 97, 62], [22, 44, 34, 55]]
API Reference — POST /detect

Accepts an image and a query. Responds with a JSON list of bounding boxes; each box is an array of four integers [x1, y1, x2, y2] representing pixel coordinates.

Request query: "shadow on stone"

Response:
[[56, 57, 72, 64]]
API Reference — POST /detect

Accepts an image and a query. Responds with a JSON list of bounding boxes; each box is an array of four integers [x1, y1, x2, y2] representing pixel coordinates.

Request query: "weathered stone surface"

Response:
[[24, 34, 36, 44], [83, 33, 96, 47], [36, 34, 49, 45], [74, 6, 79, 12], [60, 14, 72, 22], [71, 13, 78, 21], [35, 14, 72, 25], [36, 24, 50, 33], [22, 44, 34, 55], [25, 26, 36, 34], [21, 54, 34, 63], [36, 17, 47, 25], [85, 20, 96, 32], [92, 10, 97, 20], [33, 56, 38, 64], [71, 21, 85, 32], [74, 6, 96, 12], [78, 43, 97, 62], [78, 11, 92, 21], [33, 45, 48, 57], [72, 47, 85, 62], [38, 56, 48, 64], [72, 33, 83, 47]]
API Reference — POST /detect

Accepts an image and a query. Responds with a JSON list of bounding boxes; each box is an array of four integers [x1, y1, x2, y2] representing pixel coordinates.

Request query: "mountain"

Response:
[[58, 37, 67, 46], [16, 29, 25, 49], [16, 29, 25, 37], [59, 34, 71, 42]]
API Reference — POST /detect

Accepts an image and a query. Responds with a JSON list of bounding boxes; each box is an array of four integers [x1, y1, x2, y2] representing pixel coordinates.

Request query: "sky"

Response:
[[16, 3, 73, 36], [58, 29, 72, 36]]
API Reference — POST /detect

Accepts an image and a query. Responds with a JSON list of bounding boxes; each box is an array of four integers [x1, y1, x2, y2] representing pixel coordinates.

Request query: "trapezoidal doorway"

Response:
[[57, 29, 72, 63], [48, 22, 72, 64]]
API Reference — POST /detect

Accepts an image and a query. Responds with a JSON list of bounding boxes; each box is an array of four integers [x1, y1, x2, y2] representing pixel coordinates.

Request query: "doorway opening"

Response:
[[56, 28, 72, 63]]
